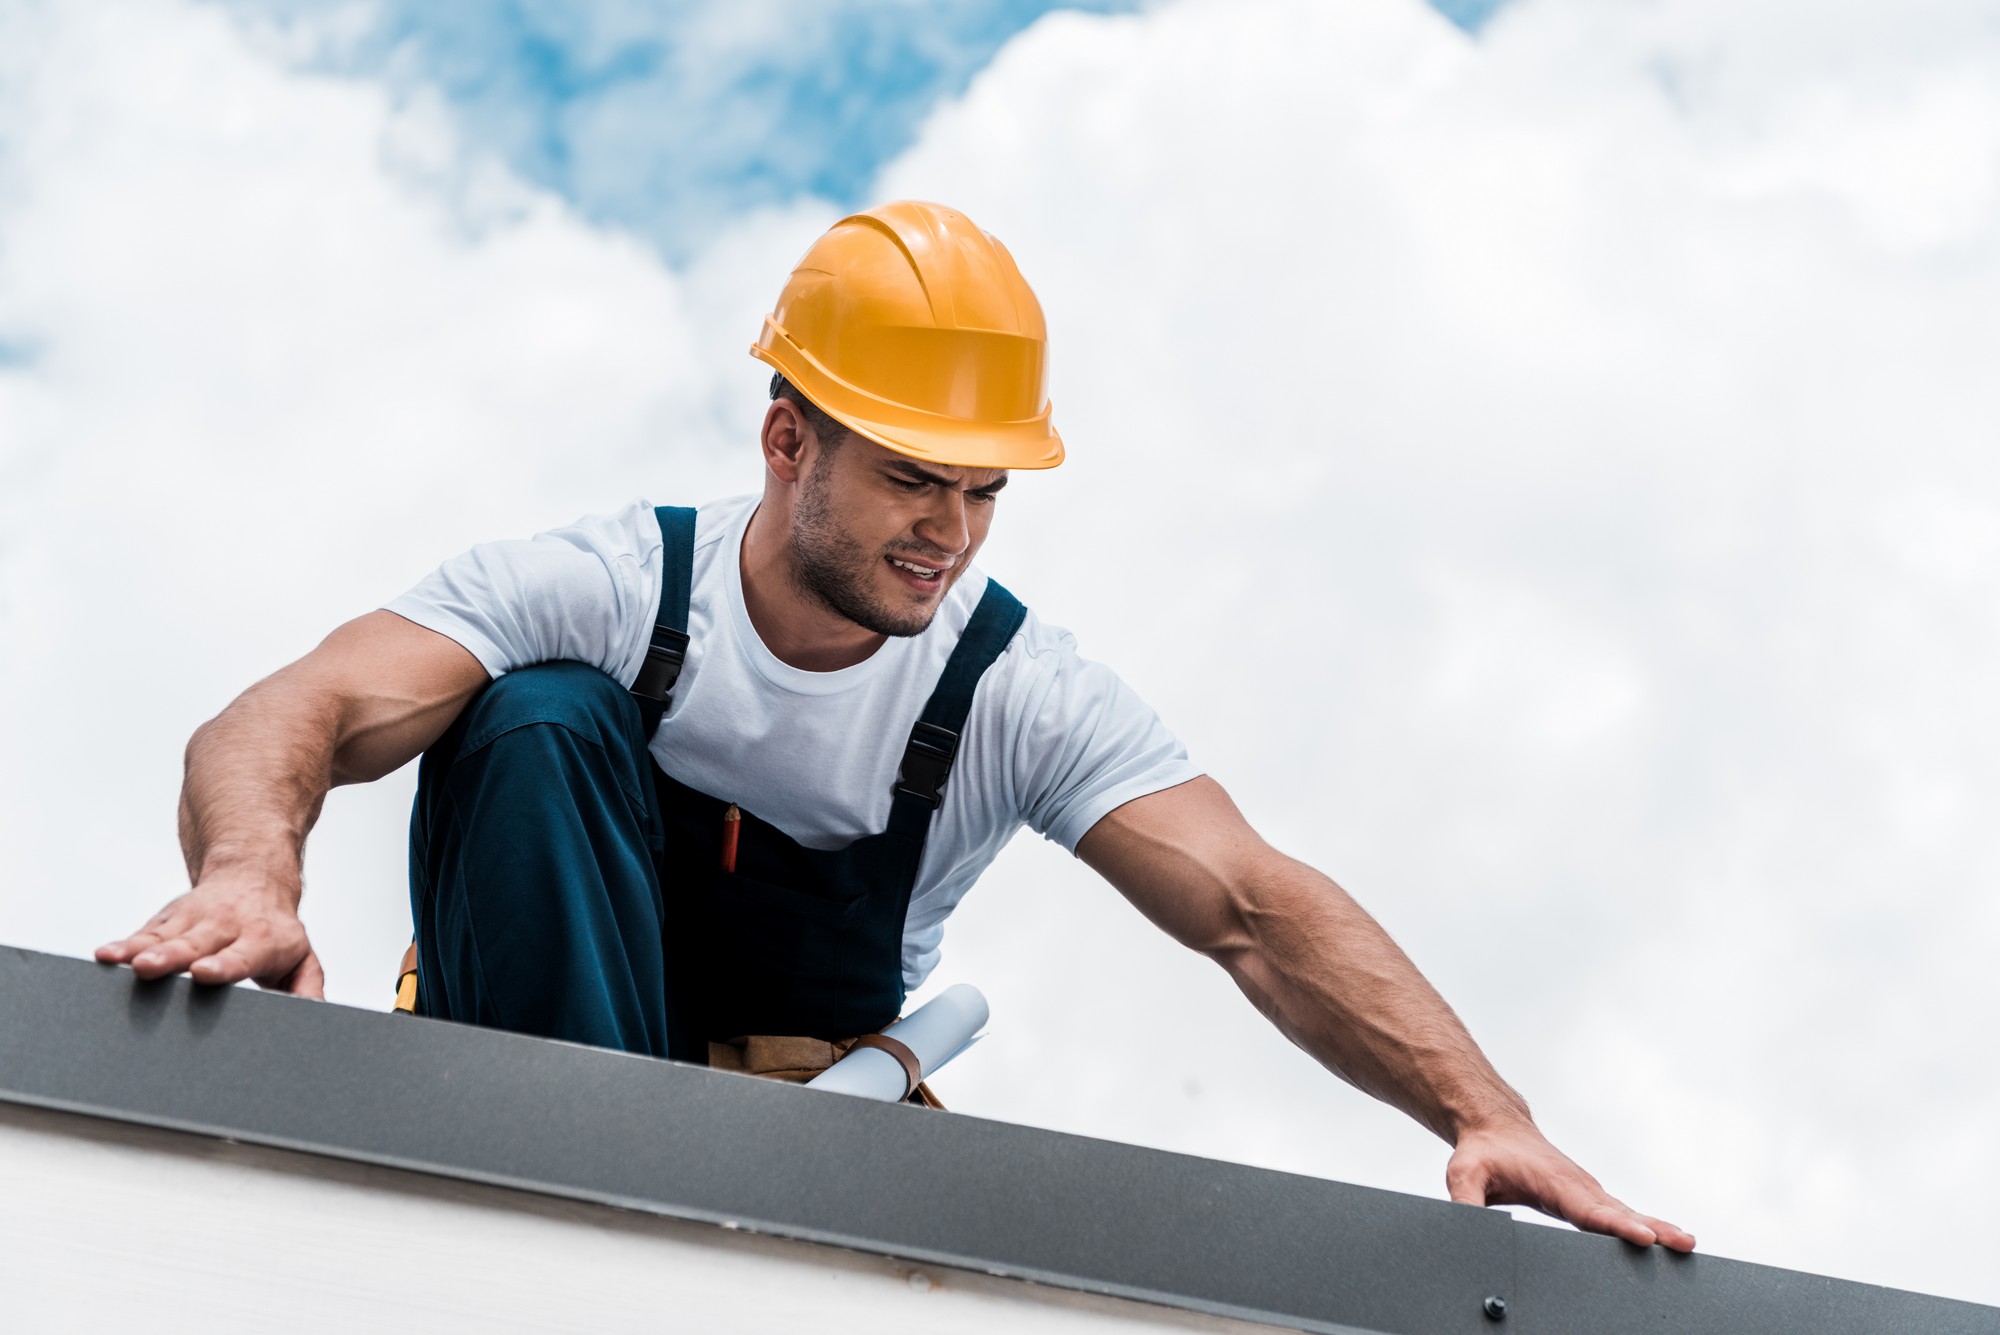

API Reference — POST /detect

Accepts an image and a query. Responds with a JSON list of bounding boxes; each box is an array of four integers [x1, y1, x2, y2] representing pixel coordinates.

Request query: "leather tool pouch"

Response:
[[707, 1034, 945, 1109]]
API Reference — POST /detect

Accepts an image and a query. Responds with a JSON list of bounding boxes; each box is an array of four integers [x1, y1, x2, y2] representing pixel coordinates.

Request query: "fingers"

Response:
[[1646, 1216, 1698, 1253], [190, 918, 313, 989], [1568, 1199, 1659, 1248], [97, 902, 191, 964], [132, 920, 241, 980], [1451, 1128, 1695, 1252], [187, 942, 263, 986], [1548, 1175, 1696, 1252], [99, 887, 318, 994], [96, 935, 155, 965]]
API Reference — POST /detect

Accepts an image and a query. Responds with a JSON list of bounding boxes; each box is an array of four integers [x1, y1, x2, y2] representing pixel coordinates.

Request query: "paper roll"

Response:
[[805, 983, 989, 1101]]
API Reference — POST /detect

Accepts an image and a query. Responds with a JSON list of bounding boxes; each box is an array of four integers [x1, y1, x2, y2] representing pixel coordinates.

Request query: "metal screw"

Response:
[[1483, 1295, 1508, 1321]]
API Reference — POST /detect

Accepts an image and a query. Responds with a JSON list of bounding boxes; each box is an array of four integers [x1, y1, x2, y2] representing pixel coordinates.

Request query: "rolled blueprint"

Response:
[[805, 983, 989, 1101]]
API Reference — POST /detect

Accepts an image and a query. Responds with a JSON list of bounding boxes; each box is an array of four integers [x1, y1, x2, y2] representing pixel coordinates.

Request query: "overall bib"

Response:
[[408, 506, 1026, 1069]]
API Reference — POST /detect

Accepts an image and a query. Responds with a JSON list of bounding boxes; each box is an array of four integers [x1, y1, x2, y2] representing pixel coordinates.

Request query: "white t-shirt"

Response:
[[387, 495, 1201, 989]]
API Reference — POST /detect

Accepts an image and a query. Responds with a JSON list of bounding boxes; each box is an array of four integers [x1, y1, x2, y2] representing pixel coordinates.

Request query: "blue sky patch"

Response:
[[1429, 0, 1510, 31], [215, 0, 1508, 263], [221, 0, 1142, 262]]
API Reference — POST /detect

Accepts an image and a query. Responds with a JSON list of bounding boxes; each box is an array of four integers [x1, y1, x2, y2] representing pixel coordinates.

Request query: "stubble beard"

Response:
[[789, 465, 941, 639]]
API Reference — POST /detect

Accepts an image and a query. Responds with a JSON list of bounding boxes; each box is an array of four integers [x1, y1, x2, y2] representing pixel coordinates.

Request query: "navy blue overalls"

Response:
[[407, 506, 1026, 1063]]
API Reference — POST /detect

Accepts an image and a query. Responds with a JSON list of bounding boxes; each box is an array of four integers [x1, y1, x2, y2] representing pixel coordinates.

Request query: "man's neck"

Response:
[[738, 501, 887, 673]]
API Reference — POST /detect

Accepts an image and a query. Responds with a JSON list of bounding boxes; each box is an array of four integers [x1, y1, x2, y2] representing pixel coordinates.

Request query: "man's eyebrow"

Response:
[[885, 461, 955, 486], [885, 461, 1009, 494]]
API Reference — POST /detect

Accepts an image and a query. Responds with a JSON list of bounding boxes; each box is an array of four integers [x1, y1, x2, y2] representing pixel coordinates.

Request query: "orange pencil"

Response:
[[721, 804, 740, 874]]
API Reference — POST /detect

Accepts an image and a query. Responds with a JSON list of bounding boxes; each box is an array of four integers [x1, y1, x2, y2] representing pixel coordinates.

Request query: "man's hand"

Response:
[[97, 612, 486, 1002], [1447, 1117, 1696, 1252], [97, 864, 324, 999]]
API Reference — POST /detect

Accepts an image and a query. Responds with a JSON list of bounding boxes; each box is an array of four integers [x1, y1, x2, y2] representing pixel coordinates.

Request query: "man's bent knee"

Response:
[[454, 661, 644, 761]]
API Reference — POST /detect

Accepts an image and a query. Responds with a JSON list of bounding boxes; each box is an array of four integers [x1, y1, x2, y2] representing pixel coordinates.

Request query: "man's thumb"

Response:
[[1445, 1154, 1492, 1207], [280, 950, 326, 1000], [292, 955, 326, 995]]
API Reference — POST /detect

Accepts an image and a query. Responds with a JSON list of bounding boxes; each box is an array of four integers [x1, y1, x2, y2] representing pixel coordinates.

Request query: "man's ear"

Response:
[[761, 399, 810, 484]]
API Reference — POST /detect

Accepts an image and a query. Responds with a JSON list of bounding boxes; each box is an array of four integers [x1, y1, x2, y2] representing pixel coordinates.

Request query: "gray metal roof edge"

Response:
[[0, 1087, 1322, 1335], [2, 945, 1994, 1335]]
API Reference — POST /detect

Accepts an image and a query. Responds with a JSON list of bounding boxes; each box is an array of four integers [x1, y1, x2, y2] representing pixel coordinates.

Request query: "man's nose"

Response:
[[914, 491, 971, 556]]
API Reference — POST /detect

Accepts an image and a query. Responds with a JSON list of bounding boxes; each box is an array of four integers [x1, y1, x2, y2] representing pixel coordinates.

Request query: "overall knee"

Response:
[[456, 661, 642, 761]]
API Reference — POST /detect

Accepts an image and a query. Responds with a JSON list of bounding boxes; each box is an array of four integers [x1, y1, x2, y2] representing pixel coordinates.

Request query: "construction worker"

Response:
[[99, 201, 1693, 1253]]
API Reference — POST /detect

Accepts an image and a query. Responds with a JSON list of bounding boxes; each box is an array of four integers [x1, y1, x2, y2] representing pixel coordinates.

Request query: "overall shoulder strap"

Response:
[[893, 578, 1028, 813], [630, 505, 698, 735]]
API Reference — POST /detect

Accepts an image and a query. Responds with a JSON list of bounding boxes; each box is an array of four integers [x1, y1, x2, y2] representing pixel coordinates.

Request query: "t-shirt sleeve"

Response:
[[383, 502, 660, 686], [1011, 632, 1203, 853]]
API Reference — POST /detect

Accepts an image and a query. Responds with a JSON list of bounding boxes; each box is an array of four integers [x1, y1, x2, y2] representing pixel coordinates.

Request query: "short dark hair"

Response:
[[769, 373, 850, 449]]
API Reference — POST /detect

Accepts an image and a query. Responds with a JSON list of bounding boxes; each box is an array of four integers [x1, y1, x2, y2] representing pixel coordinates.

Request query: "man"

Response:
[[100, 200, 1693, 1252]]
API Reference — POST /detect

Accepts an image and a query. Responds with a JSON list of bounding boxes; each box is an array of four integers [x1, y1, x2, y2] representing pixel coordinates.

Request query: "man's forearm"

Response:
[[175, 672, 342, 893], [1215, 853, 1531, 1144], [175, 608, 476, 887], [1081, 779, 1693, 1248]]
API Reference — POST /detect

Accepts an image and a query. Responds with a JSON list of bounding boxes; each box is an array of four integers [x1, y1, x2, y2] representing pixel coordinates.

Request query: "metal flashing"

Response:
[[0, 946, 1992, 1334]]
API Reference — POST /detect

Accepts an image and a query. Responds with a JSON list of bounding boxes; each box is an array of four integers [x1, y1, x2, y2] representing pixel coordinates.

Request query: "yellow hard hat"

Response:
[[750, 200, 1064, 471]]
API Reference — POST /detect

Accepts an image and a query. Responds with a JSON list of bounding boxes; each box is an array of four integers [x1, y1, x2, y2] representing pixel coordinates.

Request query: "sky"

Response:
[[3, 0, 1998, 1310]]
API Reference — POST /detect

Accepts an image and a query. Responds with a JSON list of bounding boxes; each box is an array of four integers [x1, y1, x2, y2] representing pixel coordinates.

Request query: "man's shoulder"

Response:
[[932, 572, 1075, 653], [980, 585, 1079, 663], [964, 584, 1091, 709], [1011, 601, 1080, 658], [691, 494, 757, 548], [610, 494, 755, 557]]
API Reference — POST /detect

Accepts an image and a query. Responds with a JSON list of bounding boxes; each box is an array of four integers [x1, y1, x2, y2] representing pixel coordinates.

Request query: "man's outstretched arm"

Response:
[[96, 611, 488, 996], [1077, 775, 1695, 1252]]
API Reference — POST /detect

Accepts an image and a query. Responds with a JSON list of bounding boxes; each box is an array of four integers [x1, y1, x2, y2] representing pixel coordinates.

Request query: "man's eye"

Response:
[[888, 477, 925, 492], [968, 491, 999, 505]]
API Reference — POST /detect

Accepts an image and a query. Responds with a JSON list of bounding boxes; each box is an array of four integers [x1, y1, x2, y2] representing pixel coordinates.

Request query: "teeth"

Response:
[[891, 558, 940, 578]]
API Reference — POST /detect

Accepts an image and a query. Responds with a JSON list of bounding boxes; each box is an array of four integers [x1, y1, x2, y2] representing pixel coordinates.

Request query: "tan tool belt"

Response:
[[707, 1034, 945, 1110], [395, 947, 936, 1106]]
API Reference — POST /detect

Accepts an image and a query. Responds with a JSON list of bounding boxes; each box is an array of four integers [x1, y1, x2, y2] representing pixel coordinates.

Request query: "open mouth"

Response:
[[887, 555, 949, 589]]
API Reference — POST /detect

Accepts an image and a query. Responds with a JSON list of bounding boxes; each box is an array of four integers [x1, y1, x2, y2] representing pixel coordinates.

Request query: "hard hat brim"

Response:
[[751, 329, 1064, 473]]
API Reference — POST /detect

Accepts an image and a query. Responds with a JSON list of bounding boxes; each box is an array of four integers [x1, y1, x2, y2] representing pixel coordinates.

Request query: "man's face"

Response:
[[788, 431, 1007, 638]]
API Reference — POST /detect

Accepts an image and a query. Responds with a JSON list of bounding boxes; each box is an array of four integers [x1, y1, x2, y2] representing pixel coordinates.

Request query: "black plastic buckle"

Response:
[[895, 721, 960, 809], [629, 625, 690, 706]]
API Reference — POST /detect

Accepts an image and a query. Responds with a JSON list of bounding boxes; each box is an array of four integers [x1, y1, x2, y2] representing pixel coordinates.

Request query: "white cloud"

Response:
[[3, 0, 1998, 1310], [0, 0, 821, 990], [876, 0, 2000, 1305]]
